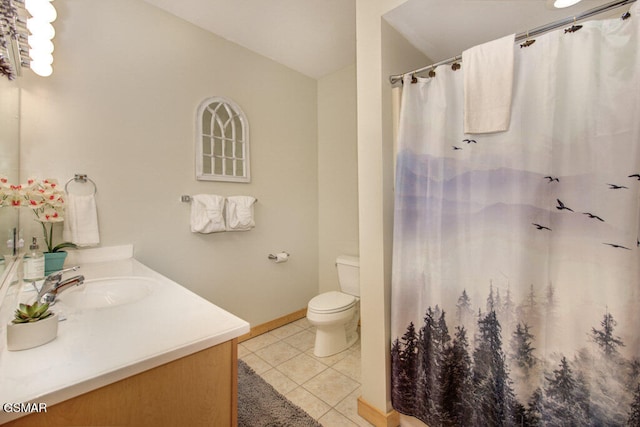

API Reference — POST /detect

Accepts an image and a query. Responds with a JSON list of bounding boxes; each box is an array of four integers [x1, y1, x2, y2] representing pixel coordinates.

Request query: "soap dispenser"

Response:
[[23, 237, 45, 282]]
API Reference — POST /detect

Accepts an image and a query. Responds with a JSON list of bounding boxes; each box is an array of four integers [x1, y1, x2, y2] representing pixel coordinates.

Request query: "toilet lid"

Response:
[[308, 291, 356, 313]]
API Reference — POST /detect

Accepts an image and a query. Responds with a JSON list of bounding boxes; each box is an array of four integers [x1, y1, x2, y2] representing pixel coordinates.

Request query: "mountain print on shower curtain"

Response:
[[391, 151, 640, 426]]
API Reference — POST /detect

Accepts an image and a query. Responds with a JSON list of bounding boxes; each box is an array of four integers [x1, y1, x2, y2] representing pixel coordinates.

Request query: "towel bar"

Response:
[[180, 195, 258, 203]]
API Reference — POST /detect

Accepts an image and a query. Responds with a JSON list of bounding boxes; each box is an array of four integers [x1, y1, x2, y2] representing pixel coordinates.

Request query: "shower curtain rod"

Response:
[[389, 0, 637, 85]]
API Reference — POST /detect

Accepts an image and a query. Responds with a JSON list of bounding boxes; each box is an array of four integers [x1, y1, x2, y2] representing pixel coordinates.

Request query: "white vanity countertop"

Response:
[[0, 247, 250, 423]]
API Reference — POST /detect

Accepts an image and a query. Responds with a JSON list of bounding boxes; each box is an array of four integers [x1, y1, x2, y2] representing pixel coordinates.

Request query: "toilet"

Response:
[[307, 255, 360, 357]]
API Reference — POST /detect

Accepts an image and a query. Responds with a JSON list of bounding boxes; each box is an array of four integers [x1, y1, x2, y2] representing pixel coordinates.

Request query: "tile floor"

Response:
[[238, 317, 372, 426]]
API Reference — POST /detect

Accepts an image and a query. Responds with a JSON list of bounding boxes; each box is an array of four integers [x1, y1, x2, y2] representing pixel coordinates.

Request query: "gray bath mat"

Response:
[[237, 359, 322, 427]]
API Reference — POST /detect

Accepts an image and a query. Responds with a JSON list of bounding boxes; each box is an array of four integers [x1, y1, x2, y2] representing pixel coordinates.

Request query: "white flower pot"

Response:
[[6, 313, 58, 351]]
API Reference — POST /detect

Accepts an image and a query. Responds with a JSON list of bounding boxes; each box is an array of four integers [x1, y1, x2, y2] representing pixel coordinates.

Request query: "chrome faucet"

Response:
[[37, 266, 85, 304]]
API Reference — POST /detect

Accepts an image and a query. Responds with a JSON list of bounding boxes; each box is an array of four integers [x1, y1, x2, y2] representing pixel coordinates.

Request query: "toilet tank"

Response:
[[336, 255, 360, 297]]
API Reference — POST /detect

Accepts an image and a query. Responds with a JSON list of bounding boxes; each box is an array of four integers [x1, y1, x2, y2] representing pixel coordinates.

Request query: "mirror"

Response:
[[0, 76, 20, 267]]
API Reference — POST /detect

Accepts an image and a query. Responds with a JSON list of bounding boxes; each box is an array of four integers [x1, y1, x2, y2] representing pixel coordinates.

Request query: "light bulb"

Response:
[[554, 0, 582, 8], [27, 18, 55, 40], [30, 50, 53, 65], [30, 60, 53, 77], [28, 35, 54, 54], [26, 0, 57, 23]]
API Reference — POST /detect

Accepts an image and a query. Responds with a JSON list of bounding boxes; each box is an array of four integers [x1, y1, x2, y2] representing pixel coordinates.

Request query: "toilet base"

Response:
[[313, 324, 358, 357]]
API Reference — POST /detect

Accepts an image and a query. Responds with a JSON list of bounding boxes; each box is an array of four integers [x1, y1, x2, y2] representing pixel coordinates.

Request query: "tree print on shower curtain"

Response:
[[391, 295, 640, 425], [390, 4, 640, 426]]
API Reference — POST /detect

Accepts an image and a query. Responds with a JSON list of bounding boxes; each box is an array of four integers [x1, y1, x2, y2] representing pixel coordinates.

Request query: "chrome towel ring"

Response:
[[64, 174, 97, 195]]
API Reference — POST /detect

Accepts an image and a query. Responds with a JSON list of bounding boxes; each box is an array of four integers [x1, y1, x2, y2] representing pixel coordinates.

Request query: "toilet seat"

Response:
[[308, 291, 356, 314]]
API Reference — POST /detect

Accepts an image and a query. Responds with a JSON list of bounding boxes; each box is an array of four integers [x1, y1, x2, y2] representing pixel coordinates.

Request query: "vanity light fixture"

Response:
[[25, 0, 56, 77]]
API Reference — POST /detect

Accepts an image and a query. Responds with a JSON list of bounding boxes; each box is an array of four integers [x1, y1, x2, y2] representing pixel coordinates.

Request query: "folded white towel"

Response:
[[226, 196, 256, 231], [462, 33, 515, 134], [62, 194, 100, 247], [190, 194, 226, 233]]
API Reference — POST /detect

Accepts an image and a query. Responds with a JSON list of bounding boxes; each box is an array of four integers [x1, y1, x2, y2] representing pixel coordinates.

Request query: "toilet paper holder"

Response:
[[268, 251, 290, 261]]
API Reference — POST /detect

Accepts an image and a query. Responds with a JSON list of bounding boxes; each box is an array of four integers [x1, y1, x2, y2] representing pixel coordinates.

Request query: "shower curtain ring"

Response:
[[564, 16, 583, 34], [520, 31, 536, 48]]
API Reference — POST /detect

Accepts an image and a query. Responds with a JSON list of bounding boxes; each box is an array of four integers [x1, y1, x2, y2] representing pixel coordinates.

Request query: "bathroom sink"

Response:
[[57, 276, 155, 309]]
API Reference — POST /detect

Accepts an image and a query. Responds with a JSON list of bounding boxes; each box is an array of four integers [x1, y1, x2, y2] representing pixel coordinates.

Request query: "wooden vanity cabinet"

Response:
[[2, 339, 238, 427]]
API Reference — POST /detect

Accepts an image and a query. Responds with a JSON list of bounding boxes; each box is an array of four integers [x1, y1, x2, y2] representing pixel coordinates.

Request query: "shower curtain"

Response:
[[391, 4, 640, 426]]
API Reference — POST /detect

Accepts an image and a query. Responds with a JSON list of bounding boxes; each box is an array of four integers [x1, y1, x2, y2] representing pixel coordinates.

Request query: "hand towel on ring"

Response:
[[62, 193, 100, 246]]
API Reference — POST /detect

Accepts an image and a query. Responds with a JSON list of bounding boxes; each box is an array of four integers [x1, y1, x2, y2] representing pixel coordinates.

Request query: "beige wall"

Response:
[[18, 0, 319, 327], [356, 0, 430, 419], [317, 64, 359, 294], [355, 0, 403, 415]]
